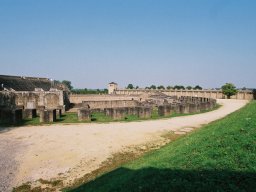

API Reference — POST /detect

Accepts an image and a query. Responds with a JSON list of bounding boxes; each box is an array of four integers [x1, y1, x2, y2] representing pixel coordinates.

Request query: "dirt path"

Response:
[[0, 99, 248, 191]]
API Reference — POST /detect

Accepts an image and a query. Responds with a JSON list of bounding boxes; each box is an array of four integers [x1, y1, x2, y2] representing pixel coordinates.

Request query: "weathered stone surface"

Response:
[[188, 103, 197, 113], [179, 103, 189, 114], [56, 109, 62, 118], [40, 109, 57, 123], [138, 107, 152, 118], [77, 108, 91, 121], [158, 105, 165, 116], [112, 108, 127, 120], [0, 108, 22, 124], [23, 109, 37, 119]]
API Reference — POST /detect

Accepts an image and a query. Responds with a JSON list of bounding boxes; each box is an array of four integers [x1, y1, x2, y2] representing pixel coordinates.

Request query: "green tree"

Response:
[[166, 86, 173, 90], [127, 84, 134, 89], [174, 85, 185, 90], [150, 85, 157, 89], [221, 83, 238, 99], [157, 85, 165, 90], [194, 85, 203, 90], [186, 86, 193, 90], [62, 80, 73, 90], [252, 89, 256, 100]]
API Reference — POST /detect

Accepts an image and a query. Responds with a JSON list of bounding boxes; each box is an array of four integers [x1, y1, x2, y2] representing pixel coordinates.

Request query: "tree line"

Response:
[[56, 80, 108, 94], [126, 84, 203, 90]]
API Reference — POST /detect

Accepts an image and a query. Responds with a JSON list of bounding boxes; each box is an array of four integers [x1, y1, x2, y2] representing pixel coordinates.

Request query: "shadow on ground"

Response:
[[69, 167, 256, 192]]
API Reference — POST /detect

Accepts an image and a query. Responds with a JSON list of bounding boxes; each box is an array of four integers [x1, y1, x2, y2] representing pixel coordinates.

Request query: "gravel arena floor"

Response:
[[0, 99, 248, 191]]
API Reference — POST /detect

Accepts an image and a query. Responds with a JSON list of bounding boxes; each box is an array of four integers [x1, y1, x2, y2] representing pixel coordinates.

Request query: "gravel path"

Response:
[[0, 133, 27, 192], [0, 99, 248, 190]]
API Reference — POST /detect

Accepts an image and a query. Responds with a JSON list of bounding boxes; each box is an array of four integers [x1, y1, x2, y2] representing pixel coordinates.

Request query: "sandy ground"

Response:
[[0, 99, 248, 191]]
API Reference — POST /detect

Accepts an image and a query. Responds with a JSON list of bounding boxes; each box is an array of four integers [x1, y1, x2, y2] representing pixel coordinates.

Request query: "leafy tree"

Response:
[[166, 86, 173, 90], [62, 80, 73, 90], [145, 87, 150, 89], [71, 88, 108, 94], [150, 85, 157, 89], [127, 84, 134, 89], [186, 86, 193, 90], [242, 87, 247, 90], [174, 85, 185, 90], [221, 83, 238, 99], [194, 85, 203, 90], [135, 86, 139, 89], [157, 85, 165, 90], [253, 89, 256, 100]]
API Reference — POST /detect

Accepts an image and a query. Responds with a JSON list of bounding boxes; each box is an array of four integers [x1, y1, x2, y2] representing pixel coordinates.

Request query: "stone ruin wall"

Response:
[[69, 94, 140, 104], [77, 96, 217, 121], [82, 100, 139, 109], [0, 91, 16, 109], [0, 90, 66, 124], [14, 91, 64, 110], [114, 89, 253, 100]]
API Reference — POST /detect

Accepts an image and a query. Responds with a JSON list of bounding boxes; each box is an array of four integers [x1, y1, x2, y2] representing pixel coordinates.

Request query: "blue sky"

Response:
[[0, 0, 255, 89]]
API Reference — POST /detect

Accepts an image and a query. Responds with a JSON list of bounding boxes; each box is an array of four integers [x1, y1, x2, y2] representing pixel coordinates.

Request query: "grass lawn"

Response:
[[68, 101, 256, 192]]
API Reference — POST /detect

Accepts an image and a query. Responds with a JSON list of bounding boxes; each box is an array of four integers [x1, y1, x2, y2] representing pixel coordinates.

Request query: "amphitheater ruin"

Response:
[[0, 75, 254, 125]]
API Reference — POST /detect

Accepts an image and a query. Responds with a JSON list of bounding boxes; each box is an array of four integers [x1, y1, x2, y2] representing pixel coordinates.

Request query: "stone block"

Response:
[[36, 106, 45, 116], [158, 105, 165, 116], [180, 103, 189, 114], [172, 104, 181, 114], [77, 108, 91, 121], [112, 108, 127, 120], [40, 109, 57, 123], [127, 107, 138, 116], [104, 108, 114, 117], [138, 107, 152, 118], [188, 103, 197, 113], [23, 109, 37, 119], [13, 109, 23, 123], [56, 109, 62, 118], [0, 108, 23, 124]]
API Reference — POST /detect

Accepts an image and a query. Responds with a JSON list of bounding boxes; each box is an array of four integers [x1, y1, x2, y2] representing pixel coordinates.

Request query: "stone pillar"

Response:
[[13, 109, 23, 124], [40, 109, 57, 123], [199, 102, 207, 111], [104, 108, 113, 117], [37, 106, 45, 116], [158, 105, 165, 116], [56, 109, 62, 118], [138, 107, 152, 119], [189, 103, 196, 113], [23, 109, 37, 119], [77, 108, 91, 121], [111, 108, 127, 120], [180, 103, 189, 114], [172, 104, 181, 114], [0, 108, 22, 124]]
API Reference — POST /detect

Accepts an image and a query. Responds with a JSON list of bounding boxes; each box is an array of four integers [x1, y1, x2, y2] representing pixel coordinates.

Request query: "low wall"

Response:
[[114, 89, 253, 100], [70, 94, 140, 104], [82, 100, 139, 109]]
